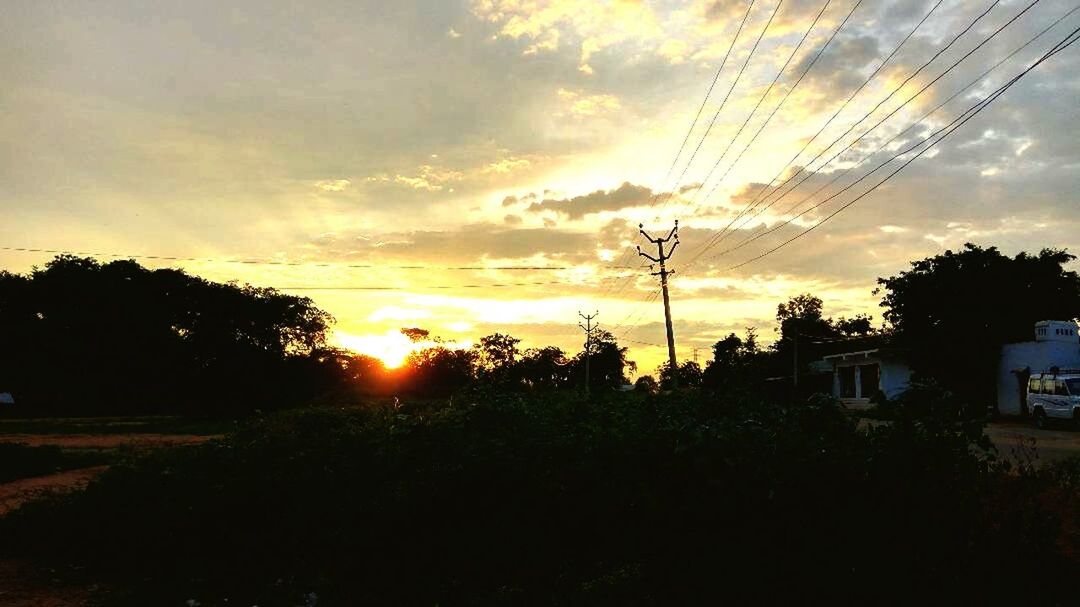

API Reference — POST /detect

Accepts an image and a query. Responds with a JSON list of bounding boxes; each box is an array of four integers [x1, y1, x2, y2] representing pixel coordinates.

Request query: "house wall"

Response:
[[879, 360, 912, 399], [997, 341, 1080, 415], [830, 353, 911, 401]]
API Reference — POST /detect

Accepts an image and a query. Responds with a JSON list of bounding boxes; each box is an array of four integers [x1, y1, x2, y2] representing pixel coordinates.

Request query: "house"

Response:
[[822, 348, 912, 408], [819, 320, 1080, 415], [996, 320, 1080, 416]]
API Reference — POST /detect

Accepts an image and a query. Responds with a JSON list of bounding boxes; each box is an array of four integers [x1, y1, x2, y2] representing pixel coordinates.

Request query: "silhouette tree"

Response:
[[568, 330, 634, 391], [659, 361, 703, 390], [516, 346, 569, 391], [877, 243, 1080, 410], [474, 333, 521, 386], [0, 255, 336, 415]]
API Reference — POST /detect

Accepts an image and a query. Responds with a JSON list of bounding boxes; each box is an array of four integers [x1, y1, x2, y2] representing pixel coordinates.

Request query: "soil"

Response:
[[0, 433, 219, 449], [0, 466, 110, 517]]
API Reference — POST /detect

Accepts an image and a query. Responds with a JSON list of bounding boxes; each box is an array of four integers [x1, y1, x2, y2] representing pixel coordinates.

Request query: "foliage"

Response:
[[0, 256, 338, 416], [877, 243, 1080, 409], [4, 391, 1077, 605], [657, 360, 702, 389]]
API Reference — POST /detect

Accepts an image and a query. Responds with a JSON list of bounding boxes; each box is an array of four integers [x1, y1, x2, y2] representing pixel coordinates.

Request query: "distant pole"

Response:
[[579, 311, 599, 394], [637, 220, 680, 389]]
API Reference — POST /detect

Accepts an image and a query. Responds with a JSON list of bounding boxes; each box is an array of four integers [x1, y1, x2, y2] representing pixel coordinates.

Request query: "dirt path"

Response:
[[986, 421, 1080, 465], [0, 433, 218, 449], [0, 466, 109, 517]]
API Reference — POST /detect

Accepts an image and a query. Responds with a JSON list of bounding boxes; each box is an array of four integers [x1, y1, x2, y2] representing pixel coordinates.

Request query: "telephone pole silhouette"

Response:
[[637, 220, 680, 388], [578, 311, 599, 394]]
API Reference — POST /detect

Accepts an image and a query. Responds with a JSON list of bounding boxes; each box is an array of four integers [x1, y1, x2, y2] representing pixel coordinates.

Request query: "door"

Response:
[[1043, 376, 1071, 419]]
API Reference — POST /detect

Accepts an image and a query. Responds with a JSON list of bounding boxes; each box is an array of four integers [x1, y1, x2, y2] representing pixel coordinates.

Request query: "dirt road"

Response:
[[0, 433, 217, 449], [987, 421, 1080, 465]]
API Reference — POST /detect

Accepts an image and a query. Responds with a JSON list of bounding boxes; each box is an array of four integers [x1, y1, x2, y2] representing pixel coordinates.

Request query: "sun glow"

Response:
[[334, 329, 474, 368], [335, 330, 425, 368]]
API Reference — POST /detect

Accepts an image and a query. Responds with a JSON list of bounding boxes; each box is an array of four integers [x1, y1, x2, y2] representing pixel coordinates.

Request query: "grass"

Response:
[[0, 415, 235, 436]]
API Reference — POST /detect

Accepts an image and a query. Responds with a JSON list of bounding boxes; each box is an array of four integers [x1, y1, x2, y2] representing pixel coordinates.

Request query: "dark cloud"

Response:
[[526, 182, 654, 219]]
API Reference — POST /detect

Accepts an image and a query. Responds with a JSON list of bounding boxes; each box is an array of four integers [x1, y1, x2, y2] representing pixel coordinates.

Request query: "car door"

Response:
[[1045, 376, 1071, 419]]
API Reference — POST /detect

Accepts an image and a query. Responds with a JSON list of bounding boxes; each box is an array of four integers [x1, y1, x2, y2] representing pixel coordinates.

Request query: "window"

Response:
[[1066, 378, 1080, 395], [1042, 377, 1057, 394], [1056, 379, 1070, 396], [1029, 376, 1042, 394]]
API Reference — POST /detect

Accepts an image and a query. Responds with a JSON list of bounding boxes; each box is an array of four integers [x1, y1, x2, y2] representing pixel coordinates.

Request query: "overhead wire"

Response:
[[692, 0, 865, 211], [728, 0, 1002, 224], [597, 0, 758, 302], [0, 245, 581, 271], [697, 1, 1079, 265], [685, 0, 830, 210], [720, 23, 1080, 272], [684, 0, 948, 264]]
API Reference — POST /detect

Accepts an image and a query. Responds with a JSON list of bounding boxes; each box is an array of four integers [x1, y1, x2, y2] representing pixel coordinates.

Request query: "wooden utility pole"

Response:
[[637, 220, 680, 388], [579, 311, 599, 394]]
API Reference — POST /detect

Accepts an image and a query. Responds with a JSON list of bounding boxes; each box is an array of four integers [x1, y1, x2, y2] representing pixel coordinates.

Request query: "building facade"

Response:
[[823, 348, 912, 407], [996, 320, 1080, 416]]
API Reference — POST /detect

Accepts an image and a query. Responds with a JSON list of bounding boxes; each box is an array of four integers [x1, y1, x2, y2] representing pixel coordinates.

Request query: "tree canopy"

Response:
[[877, 243, 1080, 408], [0, 256, 338, 415]]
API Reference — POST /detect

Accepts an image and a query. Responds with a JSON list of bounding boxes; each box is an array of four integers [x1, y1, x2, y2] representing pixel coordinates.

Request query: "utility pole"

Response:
[[637, 220, 680, 388], [579, 311, 599, 394]]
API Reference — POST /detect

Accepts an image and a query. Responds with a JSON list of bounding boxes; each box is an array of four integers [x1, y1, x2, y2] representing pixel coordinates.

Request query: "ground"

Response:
[[986, 420, 1080, 465], [0, 414, 1078, 605]]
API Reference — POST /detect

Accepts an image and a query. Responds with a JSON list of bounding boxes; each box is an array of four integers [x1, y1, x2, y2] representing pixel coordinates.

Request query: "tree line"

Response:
[[1, 243, 1077, 416]]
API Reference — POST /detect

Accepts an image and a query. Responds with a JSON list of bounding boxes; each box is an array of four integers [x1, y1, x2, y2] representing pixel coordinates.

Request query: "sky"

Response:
[[3, 0, 1079, 373]]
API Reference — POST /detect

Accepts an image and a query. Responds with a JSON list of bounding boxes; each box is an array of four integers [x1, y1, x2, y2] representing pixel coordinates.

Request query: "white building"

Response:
[[823, 348, 912, 407], [996, 320, 1080, 416]]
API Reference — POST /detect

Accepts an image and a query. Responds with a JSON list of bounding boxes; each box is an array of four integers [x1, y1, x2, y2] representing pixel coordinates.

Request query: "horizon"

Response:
[[3, 0, 1078, 373]]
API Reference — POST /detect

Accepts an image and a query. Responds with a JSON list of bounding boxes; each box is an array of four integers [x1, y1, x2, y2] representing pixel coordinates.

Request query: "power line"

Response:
[[687, 0, 947, 262], [686, 0, 832, 210], [720, 24, 1080, 272], [650, 0, 759, 215], [700, 2, 1079, 264], [599, 0, 757, 302], [276, 279, 582, 291], [692, 0, 865, 212], [0, 245, 580, 271], [606, 0, 773, 305], [737, 0, 1002, 219]]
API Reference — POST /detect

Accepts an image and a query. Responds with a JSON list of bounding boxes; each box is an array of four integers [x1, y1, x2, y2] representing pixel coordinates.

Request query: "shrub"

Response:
[[2, 391, 1077, 605]]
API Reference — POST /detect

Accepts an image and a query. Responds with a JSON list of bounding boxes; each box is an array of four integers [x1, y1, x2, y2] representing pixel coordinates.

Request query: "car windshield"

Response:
[[1067, 378, 1080, 395]]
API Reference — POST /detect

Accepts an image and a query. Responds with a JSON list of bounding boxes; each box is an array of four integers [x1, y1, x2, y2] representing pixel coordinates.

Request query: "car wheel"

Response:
[[1033, 409, 1048, 429]]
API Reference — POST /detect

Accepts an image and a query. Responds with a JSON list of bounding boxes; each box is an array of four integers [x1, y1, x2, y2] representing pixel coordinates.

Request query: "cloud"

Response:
[[556, 88, 622, 118], [315, 179, 351, 192], [526, 182, 653, 219]]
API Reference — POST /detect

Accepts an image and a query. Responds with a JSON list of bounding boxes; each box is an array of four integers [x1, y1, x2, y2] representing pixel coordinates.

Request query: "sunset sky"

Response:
[[3, 0, 1079, 372]]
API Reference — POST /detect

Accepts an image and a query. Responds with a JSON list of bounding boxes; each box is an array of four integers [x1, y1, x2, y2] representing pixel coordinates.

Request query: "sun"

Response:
[[335, 330, 422, 368]]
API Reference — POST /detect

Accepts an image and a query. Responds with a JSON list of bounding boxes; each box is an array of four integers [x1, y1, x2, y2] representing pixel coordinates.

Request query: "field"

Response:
[[2, 396, 1080, 606], [0, 416, 224, 515]]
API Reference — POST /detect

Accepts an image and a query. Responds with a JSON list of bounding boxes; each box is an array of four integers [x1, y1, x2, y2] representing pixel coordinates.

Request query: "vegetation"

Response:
[[3, 388, 1079, 605], [0, 444, 115, 483], [0, 256, 341, 416], [878, 244, 1080, 409]]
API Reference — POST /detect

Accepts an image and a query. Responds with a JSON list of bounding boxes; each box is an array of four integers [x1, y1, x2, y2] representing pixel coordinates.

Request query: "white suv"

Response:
[[1027, 372, 1080, 428]]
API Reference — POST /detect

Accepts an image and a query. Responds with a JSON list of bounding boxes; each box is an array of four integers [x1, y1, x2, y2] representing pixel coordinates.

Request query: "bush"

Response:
[[2, 391, 1077, 605]]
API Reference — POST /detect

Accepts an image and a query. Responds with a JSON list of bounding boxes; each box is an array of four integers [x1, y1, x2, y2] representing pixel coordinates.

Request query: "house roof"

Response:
[[822, 348, 882, 361]]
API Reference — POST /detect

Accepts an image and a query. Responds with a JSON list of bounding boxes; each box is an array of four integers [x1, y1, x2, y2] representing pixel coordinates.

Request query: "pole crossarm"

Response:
[[636, 221, 681, 389]]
